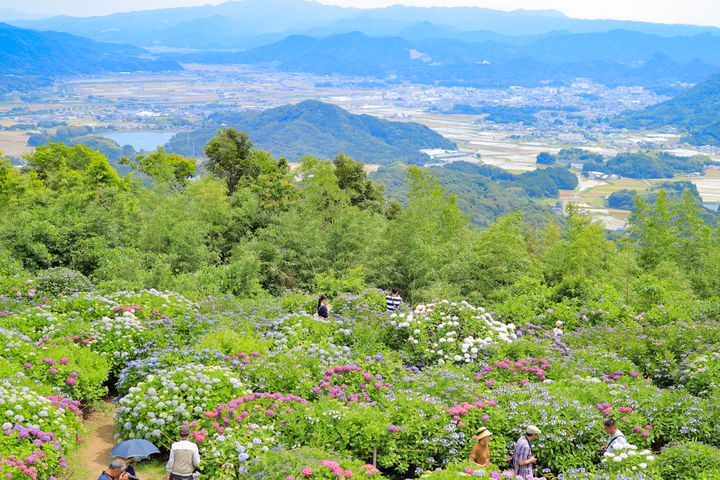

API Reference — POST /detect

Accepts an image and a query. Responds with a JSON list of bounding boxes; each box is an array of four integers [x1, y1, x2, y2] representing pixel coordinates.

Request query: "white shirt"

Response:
[[166, 439, 200, 475], [606, 429, 629, 454], [553, 328, 564, 336]]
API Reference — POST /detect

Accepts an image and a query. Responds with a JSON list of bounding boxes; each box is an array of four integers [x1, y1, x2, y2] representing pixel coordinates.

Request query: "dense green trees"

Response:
[[168, 101, 455, 164], [2, 132, 720, 310]]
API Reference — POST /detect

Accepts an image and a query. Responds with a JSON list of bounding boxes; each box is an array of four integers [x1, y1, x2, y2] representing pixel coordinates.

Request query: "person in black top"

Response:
[[117, 458, 138, 479], [317, 294, 331, 318]]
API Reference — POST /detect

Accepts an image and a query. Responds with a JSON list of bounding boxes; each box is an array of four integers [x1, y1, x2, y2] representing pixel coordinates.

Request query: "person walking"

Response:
[[166, 426, 200, 480], [469, 427, 492, 467], [99, 459, 130, 480], [513, 425, 541, 479], [386, 288, 403, 312], [317, 294, 331, 318], [602, 418, 629, 455]]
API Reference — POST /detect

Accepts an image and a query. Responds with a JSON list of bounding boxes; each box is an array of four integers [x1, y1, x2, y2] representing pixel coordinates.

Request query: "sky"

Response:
[[2, 0, 720, 27]]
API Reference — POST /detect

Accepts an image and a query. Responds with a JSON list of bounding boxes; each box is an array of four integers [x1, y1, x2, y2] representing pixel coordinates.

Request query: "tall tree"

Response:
[[204, 129, 256, 194], [377, 167, 470, 301], [333, 153, 385, 213], [126, 147, 196, 190], [632, 190, 676, 269]]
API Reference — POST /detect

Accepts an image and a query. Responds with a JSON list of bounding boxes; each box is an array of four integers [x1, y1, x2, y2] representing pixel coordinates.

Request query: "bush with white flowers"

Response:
[[602, 444, 655, 474], [386, 300, 516, 366], [86, 312, 147, 372], [114, 364, 250, 446], [109, 289, 197, 321]]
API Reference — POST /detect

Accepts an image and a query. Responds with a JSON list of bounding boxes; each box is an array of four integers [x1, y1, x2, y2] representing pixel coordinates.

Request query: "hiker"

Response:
[[469, 427, 492, 467], [99, 459, 130, 480], [602, 418, 629, 455], [386, 288, 403, 312], [317, 294, 331, 318], [553, 321, 564, 336], [166, 426, 200, 480], [513, 425, 541, 479]]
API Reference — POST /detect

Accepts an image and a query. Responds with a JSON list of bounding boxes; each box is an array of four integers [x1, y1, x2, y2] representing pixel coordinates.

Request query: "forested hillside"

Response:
[[371, 162, 575, 226], [0, 23, 179, 92], [166, 100, 455, 164], [613, 71, 720, 145]]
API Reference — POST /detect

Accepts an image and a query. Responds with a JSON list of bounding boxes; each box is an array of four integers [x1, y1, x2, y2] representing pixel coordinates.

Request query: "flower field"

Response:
[[2, 269, 720, 480]]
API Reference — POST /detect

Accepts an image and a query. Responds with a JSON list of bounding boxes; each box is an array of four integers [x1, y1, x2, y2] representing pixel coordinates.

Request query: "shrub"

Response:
[[383, 300, 517, 366], [18, 344, 110, 406], [116, 349, 231, 395], [114, 364, 249, 446], [245, 447, 385, 479], [419, 462, 502, 479], [32, 268, 94, 297], [196, 329, 271, 357], [83, 313, 148, 373], [0, 380, 83, 479], [653, 442, 720, 480]]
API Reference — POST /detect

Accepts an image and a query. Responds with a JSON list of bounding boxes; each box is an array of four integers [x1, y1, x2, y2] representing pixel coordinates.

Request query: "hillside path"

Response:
[[70, 401, 165, 480]]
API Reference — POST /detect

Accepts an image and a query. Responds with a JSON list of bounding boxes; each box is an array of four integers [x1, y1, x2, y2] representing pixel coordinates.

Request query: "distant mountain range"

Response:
[[0, 9, 43, 21], [165, 100, 455, 164], [613, 72, 720, 145], [4, 0, 720, 92], [12, 0, 720, 49], [0, 23, 179, 92], [172, 30, 720, 91]]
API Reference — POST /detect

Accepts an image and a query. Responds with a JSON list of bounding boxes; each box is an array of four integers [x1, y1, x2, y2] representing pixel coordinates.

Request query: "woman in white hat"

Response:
[[469, 427, 492, 467]]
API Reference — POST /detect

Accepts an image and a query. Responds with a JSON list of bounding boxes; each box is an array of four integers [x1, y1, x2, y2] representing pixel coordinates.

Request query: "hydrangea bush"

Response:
[[2, 286, 720, 480], [114, 364, 249, 444], [0, 381, 82, 479], [385, 300, 517, 366]]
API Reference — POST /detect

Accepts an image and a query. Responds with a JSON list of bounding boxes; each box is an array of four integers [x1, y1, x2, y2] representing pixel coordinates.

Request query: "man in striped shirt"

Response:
[[513, 425, 541, 479], [386, 289, 402, 312]]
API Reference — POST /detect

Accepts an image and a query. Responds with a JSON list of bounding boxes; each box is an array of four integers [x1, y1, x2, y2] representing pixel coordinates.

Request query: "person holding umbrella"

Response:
[[114, 457, 138, 479], [111, 438, 161, 480], [98, 459, 131, 480]]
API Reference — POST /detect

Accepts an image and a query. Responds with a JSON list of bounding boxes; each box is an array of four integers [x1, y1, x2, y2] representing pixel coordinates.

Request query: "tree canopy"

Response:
[[2, 131, 720, 309]]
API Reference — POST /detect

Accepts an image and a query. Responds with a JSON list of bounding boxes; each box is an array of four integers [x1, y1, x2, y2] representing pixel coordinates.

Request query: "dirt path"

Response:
[[69, 401, 165, 480], [65, 400, 116, 479]]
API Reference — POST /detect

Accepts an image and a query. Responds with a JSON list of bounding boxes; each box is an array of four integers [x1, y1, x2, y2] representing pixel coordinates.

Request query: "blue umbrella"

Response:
[[111, 439, 160, 460]]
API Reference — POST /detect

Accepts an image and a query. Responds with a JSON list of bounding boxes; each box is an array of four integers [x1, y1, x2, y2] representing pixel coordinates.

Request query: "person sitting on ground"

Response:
[[513, 425, 540, 479], [386, 288, 403, 312], [553, 321, 564, 336], [602, 418, 629, 455], [166, 426, 200, 480], [99, 459, 130, 480], [317, 294, 331, 318], [469, 427, 492, 467]]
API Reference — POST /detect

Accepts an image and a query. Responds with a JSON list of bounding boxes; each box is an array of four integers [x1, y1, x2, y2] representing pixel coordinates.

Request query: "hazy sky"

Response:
[[4, 0, 720, 27]]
